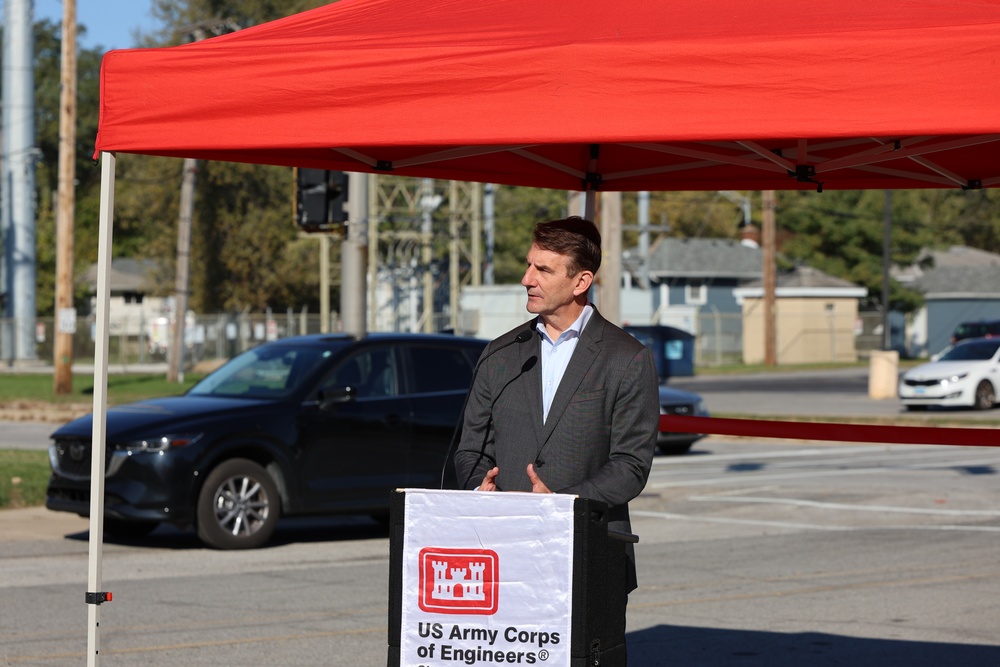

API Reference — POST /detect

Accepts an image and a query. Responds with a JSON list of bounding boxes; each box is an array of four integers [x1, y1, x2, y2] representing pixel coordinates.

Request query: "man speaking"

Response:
[[454, 216, 660, 642]]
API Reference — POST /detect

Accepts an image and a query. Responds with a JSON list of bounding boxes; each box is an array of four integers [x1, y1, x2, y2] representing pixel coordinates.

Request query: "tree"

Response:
[[775, 190, 934, 312]]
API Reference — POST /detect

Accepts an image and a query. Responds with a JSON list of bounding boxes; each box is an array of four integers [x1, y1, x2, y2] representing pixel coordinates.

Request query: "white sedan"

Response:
[[898, 337, 1000, 411]]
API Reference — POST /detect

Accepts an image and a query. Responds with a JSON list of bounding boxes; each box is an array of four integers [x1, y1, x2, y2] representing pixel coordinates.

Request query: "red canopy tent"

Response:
[[96, 0, 1000, 192], [84, 1, 1000, 661]]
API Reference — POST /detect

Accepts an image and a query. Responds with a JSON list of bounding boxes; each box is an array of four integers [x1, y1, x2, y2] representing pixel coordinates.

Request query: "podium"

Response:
[[387, 489, 630, 667]]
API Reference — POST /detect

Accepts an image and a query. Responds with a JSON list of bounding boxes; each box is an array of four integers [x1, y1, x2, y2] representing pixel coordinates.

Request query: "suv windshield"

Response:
[[189, 344, 344, 398], [939, 339, 1000, 362]]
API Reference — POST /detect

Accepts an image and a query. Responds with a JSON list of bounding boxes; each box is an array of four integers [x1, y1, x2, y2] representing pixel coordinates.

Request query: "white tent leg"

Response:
[[86, 151, 116, 667]]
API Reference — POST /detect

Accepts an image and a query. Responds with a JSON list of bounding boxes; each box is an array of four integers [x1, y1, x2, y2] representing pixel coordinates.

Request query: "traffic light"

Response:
[[295, 169, 349, 231]]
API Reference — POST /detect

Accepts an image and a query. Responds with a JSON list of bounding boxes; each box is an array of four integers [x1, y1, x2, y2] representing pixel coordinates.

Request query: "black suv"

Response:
[[47, 333, 487, 549], [951, 320, 1000, 345]]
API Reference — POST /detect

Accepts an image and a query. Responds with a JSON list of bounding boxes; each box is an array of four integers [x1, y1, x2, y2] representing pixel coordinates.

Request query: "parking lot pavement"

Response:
[[0, 506, 89, 541]]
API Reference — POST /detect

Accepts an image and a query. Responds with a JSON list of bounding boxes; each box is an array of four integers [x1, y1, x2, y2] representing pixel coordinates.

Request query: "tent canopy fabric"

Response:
[[96, 0, 1000, 191]]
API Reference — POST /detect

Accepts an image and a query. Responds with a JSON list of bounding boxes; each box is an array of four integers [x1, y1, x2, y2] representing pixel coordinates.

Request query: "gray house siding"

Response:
[[661, 278, 744, 314]]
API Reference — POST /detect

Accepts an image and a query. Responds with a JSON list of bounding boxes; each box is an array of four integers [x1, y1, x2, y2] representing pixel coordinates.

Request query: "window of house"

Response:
[[685, 282, 707, 305]]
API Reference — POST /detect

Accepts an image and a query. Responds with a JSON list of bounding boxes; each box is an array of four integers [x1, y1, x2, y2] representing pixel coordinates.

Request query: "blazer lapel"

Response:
[[521, 321, 545, 447]]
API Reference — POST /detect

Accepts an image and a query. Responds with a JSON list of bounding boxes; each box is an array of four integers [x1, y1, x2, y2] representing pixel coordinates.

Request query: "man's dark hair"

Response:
[[532, 216, 602, 276]]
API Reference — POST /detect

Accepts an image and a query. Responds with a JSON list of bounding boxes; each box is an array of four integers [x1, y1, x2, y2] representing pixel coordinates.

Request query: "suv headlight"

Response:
[[114, 433, 202, 453]]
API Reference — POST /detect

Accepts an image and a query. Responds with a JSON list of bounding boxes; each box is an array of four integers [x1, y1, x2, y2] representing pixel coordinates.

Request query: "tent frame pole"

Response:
[[86, 151, 115, 667]]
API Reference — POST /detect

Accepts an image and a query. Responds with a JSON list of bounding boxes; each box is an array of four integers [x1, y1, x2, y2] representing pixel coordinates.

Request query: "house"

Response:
[[905, 246, 1000, 356], [634, 236, 762, 363], [81, 258, 171, 342], [734, 266, 867, 365]]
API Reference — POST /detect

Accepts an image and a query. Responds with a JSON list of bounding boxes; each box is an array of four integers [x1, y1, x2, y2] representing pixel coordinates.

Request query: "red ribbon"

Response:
[[660, 415, 1000, 447]]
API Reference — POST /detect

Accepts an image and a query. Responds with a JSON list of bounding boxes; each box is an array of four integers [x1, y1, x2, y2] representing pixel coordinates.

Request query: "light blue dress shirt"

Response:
[[537, 304, 594, 423]]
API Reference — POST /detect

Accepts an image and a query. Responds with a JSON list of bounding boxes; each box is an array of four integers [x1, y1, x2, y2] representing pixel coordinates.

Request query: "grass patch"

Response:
[[0, 450, 50, 509], [0, 373, 203, 406]]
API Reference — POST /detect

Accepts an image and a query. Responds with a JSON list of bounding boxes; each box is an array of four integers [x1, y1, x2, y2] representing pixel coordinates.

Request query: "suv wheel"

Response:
[[197, 458, 281, 549]]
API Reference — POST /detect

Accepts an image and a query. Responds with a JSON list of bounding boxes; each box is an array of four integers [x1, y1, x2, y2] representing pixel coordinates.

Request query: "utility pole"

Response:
[[882, 190, 892, 351], [637, 191, 651, 289], [762, 190, 777, 366], [1, 0, 38, 364], [167, 21, 239, 381], [167, 159, 195, 382], [340, 172, 368, 336], [483, 184, 495, 285], [54, 0, 78, 393], [598, 191, 622, 324], [420, 179, 436, 332], [319, 234, 331, 332]]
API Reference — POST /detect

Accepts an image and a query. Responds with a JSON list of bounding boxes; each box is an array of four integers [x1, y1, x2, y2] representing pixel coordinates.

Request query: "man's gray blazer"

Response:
[[454, 309, 659, 589]]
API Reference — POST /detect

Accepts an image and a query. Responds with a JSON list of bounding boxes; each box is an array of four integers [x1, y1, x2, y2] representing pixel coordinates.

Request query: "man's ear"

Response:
[[573, 270, 594, 296]]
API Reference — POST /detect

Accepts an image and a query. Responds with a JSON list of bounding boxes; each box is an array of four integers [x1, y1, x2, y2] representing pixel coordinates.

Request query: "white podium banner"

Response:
[[400, 489, 575, 667]]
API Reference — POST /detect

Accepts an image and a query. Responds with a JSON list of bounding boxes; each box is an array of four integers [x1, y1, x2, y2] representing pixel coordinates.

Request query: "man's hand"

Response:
[[479, 467, 500, 491], [526, 464, 551, 493]]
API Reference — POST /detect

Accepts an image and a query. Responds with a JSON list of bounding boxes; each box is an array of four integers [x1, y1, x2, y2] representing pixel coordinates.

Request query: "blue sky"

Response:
[[35, 0, 158, 51]]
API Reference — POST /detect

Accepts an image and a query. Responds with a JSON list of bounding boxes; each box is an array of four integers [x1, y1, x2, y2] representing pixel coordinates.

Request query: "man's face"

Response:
[[521, 244, 588, 319]]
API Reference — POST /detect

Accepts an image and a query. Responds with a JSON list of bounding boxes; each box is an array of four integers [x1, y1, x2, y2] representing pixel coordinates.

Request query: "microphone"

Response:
[[440, 327, 534, 489]]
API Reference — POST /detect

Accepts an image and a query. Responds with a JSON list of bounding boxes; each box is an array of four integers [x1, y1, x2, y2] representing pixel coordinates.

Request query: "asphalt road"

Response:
[[3, 439, 1000, 665], [0, 421, 57, 450]]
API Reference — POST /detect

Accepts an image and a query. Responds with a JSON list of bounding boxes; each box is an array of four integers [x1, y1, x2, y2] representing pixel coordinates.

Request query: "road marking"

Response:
[[647, 454, 1000, 488], [689, 495, 1000, 517], [650, 445, 911, 466], [4, 625, 387, 663], [632, 510, 849, 531], [628, 569, 1000, 610], [632, 509, 1000, 533]]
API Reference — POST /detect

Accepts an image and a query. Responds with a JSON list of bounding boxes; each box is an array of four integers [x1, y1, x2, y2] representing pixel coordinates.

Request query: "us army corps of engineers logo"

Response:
[[418, 547, 499, 615]]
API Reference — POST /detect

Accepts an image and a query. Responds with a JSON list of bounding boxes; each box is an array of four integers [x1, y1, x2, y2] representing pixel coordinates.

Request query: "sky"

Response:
[[34, 0, 158, 51]]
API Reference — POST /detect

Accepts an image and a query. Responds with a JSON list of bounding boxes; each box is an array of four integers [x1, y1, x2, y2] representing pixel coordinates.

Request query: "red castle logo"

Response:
[[418, 547, 499, 615]]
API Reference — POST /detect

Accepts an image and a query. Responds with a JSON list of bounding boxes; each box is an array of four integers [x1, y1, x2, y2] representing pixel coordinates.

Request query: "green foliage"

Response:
[[0, 451, 50, 509], [775, 190, 935, 312]]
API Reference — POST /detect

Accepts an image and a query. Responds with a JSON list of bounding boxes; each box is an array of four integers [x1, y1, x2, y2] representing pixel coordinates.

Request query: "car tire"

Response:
[[197, 458, 281, 550], [904, 404, 928, 412], [973, 381, 995, 411], [104, 518, 160, 539]]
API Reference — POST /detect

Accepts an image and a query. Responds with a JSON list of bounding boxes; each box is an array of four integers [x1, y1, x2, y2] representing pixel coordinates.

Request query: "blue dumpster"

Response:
[[624, 325, 695, 380]]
